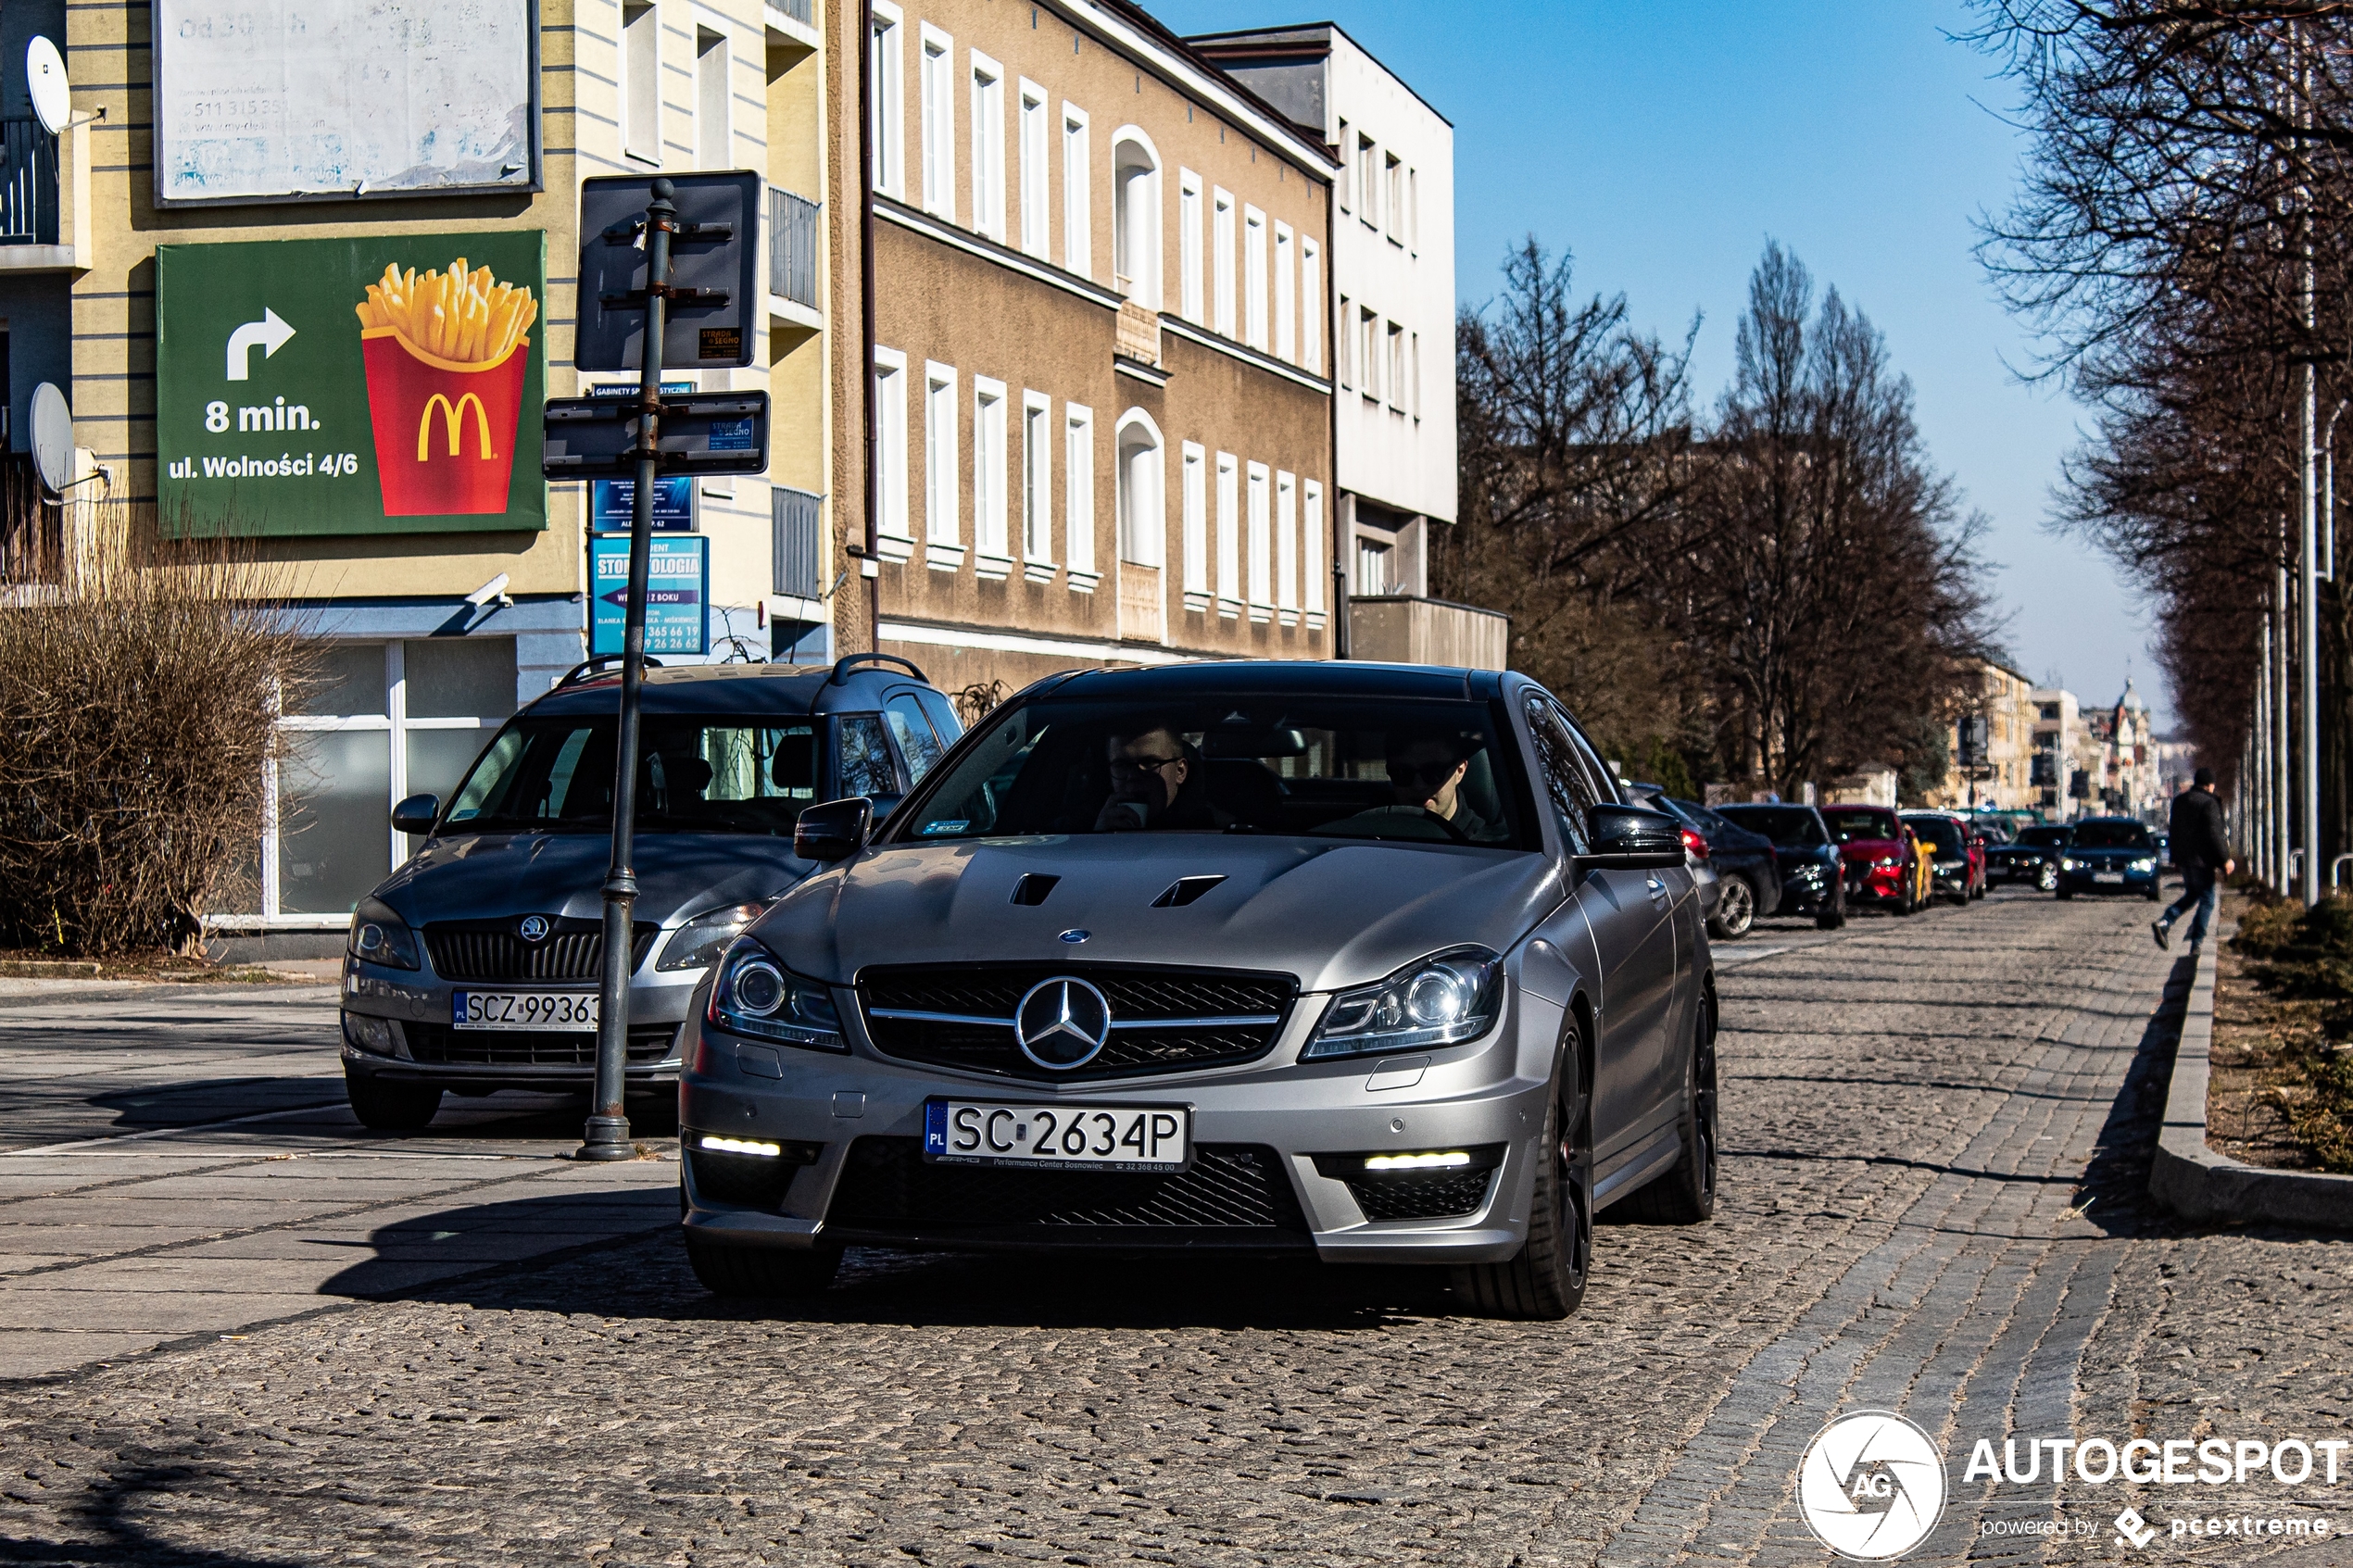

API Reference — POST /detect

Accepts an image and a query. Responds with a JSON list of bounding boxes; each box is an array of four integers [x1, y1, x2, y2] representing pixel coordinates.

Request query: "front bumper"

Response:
[[677, 985, 1561, 1266], [2057, 862, 2159, 894], [339, 959, 690, 1090], [1776, 860, 1838, 911], [1848, 863, 1911, 901]]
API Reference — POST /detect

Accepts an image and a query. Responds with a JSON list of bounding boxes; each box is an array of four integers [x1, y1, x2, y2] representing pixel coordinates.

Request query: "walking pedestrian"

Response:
[[2153, 767, 2233, 949]]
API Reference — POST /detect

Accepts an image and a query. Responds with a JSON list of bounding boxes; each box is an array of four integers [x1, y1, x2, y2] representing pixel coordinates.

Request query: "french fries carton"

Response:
[[356, 260, 538, 517]]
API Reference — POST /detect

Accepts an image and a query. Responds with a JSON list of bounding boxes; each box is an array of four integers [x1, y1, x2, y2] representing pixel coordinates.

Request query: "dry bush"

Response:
[[0, 502, 318, 956]]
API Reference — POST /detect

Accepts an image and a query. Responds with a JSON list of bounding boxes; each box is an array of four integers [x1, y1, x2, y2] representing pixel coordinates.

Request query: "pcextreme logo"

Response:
[[1796, 1411, 1948, 1561]]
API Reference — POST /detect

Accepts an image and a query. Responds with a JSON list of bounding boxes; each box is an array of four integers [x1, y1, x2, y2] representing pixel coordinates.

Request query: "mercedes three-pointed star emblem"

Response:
[[1013, 976, 1114, 1071]]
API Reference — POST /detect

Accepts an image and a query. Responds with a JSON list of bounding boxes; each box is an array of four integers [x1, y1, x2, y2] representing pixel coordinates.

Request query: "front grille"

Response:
[[859, 963, 1294, 1082], [824, 1136, 1309, 1242], [422, 919, 658, 983], [401, 1022, 678, 1067], [1345, 1169, 1496, 1222]]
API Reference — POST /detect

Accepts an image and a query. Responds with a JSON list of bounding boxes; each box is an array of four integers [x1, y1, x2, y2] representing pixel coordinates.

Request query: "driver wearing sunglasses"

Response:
[[1094, 721, 1231, 832], [1387, 731, 1492, 838]]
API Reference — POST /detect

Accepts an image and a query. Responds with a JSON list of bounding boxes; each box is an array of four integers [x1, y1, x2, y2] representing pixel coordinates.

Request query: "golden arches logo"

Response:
[[417, 392, 496, 461]]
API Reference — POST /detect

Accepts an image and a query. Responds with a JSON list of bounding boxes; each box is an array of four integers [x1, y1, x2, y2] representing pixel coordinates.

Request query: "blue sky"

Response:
[[1155, 0, 2165, 724]]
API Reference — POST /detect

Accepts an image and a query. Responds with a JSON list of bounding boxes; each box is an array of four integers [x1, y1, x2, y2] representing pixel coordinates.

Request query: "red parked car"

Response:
[[1820, 805, 1933, 916]]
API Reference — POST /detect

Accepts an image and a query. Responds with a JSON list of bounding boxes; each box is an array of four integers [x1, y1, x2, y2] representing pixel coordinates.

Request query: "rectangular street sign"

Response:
[[575, 172, 761, 370], [156, 232, 547, 536], [590, 476, 693, 533], [590, 533, 709, 656], [542, 391, 769, 479]]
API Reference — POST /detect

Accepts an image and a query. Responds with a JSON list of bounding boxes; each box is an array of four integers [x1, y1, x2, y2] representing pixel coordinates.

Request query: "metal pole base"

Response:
[[576, 1113, 638, 1161]]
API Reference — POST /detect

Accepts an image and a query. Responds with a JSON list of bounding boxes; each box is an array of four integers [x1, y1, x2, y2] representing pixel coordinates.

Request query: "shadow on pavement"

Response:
[[0, 1482, 309, 1568], [2076, 947, 2200, 1236]]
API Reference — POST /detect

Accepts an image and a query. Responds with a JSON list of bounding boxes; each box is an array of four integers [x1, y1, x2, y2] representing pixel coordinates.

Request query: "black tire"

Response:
[[1946, 878, 1969, 907], [344, 1071, 441, 1132], [685, 1236, 841, 1298], [2145, 882, 2162, 902], [1892, 873, 1916, 916], [1617, 1001, 1718, 1225], [1816, 878, 1847, 930], [1708, 875, 1756, 941], [1453, 1044, 1592, 1321], [2056, 884, 2073, 900]]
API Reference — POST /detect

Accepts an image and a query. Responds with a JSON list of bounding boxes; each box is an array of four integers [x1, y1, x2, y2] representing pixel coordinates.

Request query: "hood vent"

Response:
[[1151, 874, 1227, 908], [1010, 873, 1061, 907]]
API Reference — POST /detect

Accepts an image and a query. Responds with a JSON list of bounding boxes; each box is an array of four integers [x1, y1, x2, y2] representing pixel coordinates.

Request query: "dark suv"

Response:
[[336, 654, 963, 1130]]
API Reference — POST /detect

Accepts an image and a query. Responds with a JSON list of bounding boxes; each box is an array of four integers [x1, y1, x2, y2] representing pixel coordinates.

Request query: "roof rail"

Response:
[[555, 653, 664, 689], [828, 651, 927, 686]]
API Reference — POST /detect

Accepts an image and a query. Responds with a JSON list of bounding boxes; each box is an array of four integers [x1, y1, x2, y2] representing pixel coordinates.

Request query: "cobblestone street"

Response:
[[1, 893, 2347, 1566]]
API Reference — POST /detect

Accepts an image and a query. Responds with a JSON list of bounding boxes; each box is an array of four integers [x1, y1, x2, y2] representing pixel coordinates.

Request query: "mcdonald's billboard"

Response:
[[156, 232, 547, 536]]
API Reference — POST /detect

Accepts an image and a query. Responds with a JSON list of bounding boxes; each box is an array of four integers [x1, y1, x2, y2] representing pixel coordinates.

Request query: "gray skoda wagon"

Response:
[[678, 661, 1719, 1320]]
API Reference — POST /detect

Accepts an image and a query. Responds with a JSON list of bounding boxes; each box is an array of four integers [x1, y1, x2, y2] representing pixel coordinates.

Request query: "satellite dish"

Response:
[[26, 38, 68, 136], [30, 383, 74, 495]]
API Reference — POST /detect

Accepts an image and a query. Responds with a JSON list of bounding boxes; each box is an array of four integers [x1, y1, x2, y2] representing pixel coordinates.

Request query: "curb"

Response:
[[2149, 933, 2353, 1230]]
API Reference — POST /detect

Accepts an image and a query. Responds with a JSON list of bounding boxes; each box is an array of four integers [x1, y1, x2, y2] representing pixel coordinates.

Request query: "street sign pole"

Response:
[[580, 179, 677, 1162]]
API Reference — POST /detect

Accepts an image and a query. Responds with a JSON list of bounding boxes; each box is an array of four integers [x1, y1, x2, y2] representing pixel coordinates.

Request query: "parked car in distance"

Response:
[[1819, 805, 1932, 915], [2056, 816, 2163, 901], [338, 653, 963, 1133], [1901, 811, 1984, 904], [1627, 785, 1780, 940], [1985, 823, 2070, 891], [1714, 802, 1847, 929], [680, 660, 1722, 1322]]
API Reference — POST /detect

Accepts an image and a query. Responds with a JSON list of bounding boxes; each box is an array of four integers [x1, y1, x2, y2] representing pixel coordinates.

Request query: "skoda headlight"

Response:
[[2133, 857, 2157, 872], [347, 896, 422, 972], [659, 901, 768, 972], [705, 935, 846, 1052], [1304, 947, 1504, 1060], [2062, 858, 2078, 871]]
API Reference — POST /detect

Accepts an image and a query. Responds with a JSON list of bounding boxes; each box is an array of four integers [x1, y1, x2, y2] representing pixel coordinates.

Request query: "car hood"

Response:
[[752, 834, 1567, 993], [1838, 838, 1907, 861], [375, 831, 816, 928]]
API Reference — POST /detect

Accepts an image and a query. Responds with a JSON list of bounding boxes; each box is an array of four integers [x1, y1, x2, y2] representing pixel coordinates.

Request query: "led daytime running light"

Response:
[[698, 1135, 783, 1158], [1363, 1150, 1474, 1171]]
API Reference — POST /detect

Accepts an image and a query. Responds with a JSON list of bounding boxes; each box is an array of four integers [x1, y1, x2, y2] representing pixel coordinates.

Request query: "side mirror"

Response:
[[390, 794, 441, 835], [1581, 804, 1685, 870], [794, 797, 873, 862]]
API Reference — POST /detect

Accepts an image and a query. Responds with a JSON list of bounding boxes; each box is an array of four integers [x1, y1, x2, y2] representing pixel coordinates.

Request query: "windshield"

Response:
[[1716, 805, 1824, 847], [442, 714, 818, 836], [2018, 826, 2070, 847], [2071, 821, 2151, 849], [1821, 808, 1901, 843], [1905, 817, 1964, 853], [888, 693, 1534, 848]]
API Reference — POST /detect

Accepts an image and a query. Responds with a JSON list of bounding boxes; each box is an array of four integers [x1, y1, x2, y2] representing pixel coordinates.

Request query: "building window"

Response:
[[924, 362, 959, 551], [623, 0, 660, 164], [1018, 82, 1049, 257], [970, 53, 1005, 241], [1356, 132, 1378, 228], [1385, 152, 1403, 244], [1214, 451, 1239, 613], [1335, 118, 1351, 210], [1180, 441, 1207, 596], [1177, 169, 1202, 324], [1212, 187, 1236, 337], [1245, 461, 1271, 616], [1303, 479, 1325, 614], [1273, 221, 1295, 363], [1114, 411, 1164, 567], [1410, 331, 1422, 418], [973, 378, 1008, 562], [1022, 391, 1052, 568], [868, 4, 904, 196], [1302, 238, 1322, 374], [1360, 307, 1381, 401], [874, 347, 911, 552], [920, 27, 955, 220], [1064, 403, 1096, 583], [1112, 132, 1160, 308], [1242, 206, 1267, 350], [1356, 535, 1390, 596], [1388, 321, 1407, 410], [697, 28, 730, 169], [1276, 469, 1297, 613], [1062, 105, 1090, 278], [1335, 292, 1350, 386], [1407, 166, 1419, 250]]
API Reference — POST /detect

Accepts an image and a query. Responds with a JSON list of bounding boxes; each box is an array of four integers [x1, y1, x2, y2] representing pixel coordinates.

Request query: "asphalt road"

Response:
[[0, 889, 2347, 1566]]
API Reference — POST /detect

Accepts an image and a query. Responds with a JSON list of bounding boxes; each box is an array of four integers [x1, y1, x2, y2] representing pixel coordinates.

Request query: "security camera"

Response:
[[465, 573, 512, 608]]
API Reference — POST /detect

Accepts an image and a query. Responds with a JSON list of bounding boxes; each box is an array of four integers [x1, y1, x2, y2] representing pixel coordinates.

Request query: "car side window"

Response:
[[837, 714, 900, 797], [883, 693, 946, 784], [914, 688, 965, 746], [1521, 696, 1595, 856]]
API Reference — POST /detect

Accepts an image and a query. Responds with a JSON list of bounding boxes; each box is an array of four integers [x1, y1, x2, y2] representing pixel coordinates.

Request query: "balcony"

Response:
[[0, 116, 86, 271], [1346, 595, 1510, 671], [768, 187, 822, 330]]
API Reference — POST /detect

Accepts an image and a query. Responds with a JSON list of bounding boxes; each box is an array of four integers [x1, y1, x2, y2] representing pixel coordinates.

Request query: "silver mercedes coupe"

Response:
[[674, 661, 1718, 1319]]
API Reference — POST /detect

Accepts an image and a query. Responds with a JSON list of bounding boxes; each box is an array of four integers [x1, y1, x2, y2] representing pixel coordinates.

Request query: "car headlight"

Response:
[[658, 901, 769, 972], [2133, 857, 2156, 872], [705, 935, 846, 1052], [1304, 947, 1504, 1060], [2062, 858, 2078, 871], [1873, 856, 1900, 870], [347, 896, 422, 971]]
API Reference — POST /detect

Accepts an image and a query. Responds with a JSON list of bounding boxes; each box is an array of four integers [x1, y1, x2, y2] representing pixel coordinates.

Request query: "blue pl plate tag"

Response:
[[923, 1101, 949, 1156]]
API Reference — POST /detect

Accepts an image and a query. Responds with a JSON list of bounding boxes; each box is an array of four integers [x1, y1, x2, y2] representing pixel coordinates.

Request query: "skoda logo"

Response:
[[1795, 1410, 1946, 1560], [1013, 977, 1113, 1071], [517, 915, 551, 943]]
